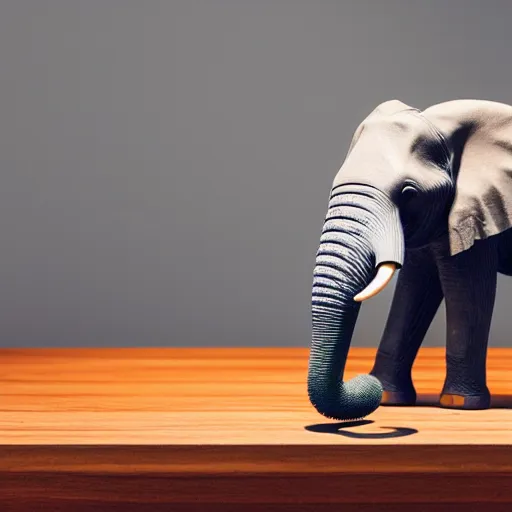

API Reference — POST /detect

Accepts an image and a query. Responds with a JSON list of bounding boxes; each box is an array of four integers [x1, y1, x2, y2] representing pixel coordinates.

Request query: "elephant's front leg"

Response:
[[370, 245, 444, 405], [432, 237, 498, 410]]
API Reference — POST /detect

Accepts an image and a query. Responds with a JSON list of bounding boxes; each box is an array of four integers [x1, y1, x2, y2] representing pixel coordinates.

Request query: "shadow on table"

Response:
[[304, 420, 418, 439]]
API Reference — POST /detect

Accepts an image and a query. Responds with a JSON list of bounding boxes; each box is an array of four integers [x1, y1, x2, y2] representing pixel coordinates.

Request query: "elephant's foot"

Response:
[[441, 358, 491, 410], [439, 388, 491, 410], [370, 352, 416, 406], [370, 373, 417, 406], [380, 388, 416, 406]]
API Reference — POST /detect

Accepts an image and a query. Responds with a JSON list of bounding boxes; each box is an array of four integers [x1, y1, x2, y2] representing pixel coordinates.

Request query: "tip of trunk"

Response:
[[308, 374, 383, 421]]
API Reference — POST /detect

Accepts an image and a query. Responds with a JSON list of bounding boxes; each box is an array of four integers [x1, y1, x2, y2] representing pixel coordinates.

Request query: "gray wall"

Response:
[[1, 0, 512, 348]]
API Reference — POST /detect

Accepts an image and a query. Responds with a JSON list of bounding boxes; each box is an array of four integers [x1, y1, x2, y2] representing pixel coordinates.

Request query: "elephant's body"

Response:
[[308, 98, 512, 421]]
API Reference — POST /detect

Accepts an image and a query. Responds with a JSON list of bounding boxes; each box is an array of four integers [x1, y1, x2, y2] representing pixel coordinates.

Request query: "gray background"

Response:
[[1, 0, 512, 348]]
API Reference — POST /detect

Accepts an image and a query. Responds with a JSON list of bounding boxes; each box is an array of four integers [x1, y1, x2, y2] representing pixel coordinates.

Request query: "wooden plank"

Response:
[[1, 347, 510, 444], [0, 347, 511, 510]]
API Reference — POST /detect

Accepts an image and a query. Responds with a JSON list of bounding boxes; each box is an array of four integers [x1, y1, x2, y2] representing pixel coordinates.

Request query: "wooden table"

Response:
[[1, 347, 511, 511]]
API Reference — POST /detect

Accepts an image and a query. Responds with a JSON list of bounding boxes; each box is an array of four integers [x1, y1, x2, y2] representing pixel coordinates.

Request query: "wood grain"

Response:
[[1, 347, 511, 511]]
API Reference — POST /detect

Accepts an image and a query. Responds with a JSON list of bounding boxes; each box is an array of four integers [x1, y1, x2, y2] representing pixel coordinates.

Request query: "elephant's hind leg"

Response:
[[370, 245, 444, 405], [432, 237, 498, 410]]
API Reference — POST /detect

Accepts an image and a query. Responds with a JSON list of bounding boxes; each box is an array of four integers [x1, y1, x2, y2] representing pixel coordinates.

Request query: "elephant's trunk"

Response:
[[308, 184, 404, 420]]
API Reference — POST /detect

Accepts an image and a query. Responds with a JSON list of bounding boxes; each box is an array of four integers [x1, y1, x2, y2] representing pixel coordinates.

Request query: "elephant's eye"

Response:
[[400, 185, 418, 205]]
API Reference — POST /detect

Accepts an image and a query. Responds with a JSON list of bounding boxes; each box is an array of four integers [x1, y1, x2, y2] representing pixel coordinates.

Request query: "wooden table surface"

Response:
[[1, 346, 511, 511]]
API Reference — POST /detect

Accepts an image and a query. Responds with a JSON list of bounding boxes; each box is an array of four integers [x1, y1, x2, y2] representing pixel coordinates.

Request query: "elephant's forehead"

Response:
[[333, 109, 442, 194]]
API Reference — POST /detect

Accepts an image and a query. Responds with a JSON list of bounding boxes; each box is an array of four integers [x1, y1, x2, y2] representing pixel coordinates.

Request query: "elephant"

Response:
[[307, 98, 512, 421]]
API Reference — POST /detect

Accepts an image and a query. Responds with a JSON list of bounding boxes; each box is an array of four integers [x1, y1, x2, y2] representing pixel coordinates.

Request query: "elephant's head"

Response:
[[308, 98, 512, 420]]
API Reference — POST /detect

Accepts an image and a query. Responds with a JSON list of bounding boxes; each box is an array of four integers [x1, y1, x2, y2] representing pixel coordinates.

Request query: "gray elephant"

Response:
[[308, 98, 512, 421]]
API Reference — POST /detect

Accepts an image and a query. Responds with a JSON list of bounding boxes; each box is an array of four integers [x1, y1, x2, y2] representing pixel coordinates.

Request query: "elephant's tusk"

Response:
[[353, 262, 397, 302]]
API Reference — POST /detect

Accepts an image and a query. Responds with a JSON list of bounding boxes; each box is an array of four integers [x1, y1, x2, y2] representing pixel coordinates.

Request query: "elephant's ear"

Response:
[[422, 99, 512, 256]]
